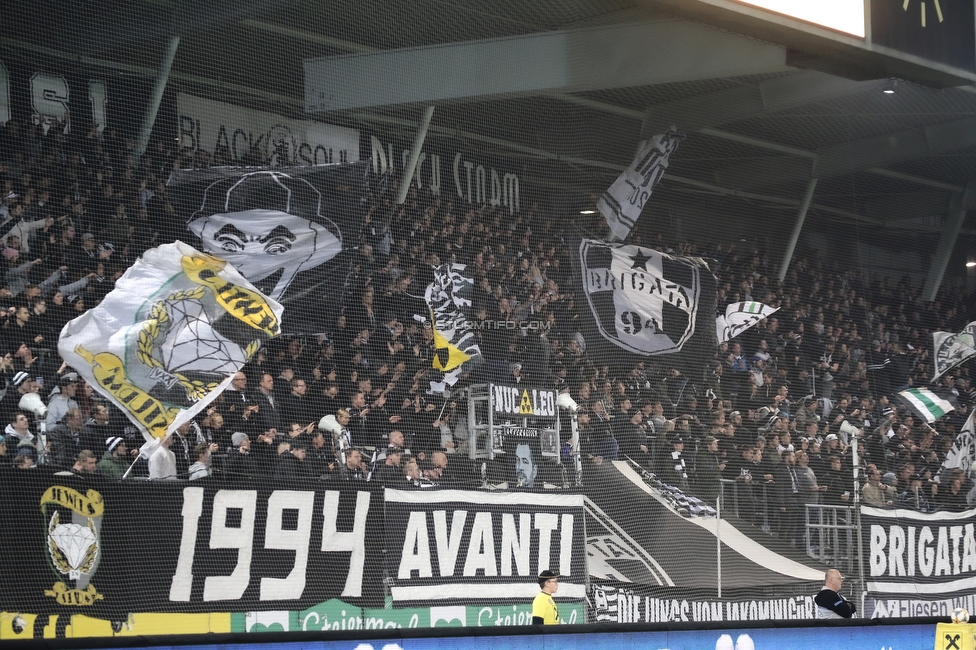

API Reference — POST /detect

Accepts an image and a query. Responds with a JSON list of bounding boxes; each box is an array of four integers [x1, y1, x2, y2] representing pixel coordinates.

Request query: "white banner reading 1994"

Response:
[[384, 489, 586, 602], [177, 93, 360, 166]]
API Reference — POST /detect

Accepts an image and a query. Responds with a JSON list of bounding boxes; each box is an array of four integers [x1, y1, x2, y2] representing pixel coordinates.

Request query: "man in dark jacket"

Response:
[[0, 371, 36, 425], [224, 432, 257, 479], [774, 449, 803, 545], [615, 410, 650, 467], [694, 436, 726, 505], [656, 433, 689, 490], [273, 437, 307, 481], [48, 408, 85, 469], [815, 569, 856, 618]]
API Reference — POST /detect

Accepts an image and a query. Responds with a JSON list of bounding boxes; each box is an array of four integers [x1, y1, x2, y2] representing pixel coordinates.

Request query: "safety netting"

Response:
[[0, 0, 975, 640]]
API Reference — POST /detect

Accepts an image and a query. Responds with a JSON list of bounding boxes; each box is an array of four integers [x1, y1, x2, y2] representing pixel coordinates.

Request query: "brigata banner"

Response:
[[0, 472, 385, 619], [570, 237, 717, 376], [862, 505, 976, 615], [384, 489, 586, 602]]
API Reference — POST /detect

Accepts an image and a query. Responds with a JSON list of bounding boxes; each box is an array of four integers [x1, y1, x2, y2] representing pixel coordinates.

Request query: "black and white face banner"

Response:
[[187, 171, 343, 301]]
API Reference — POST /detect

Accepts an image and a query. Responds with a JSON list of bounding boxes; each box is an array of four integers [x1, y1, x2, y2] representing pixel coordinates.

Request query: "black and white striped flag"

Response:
[[426, 263, 482, 392], [597, 130, 683, 241]]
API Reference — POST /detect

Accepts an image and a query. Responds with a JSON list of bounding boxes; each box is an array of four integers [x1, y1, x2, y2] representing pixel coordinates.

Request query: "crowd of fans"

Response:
[[0, 115, 973, 539]]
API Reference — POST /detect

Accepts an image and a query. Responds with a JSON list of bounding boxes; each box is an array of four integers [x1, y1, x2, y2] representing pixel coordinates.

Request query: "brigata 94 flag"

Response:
[[58, 241, 284, 441], [571, 238, 717, 376]]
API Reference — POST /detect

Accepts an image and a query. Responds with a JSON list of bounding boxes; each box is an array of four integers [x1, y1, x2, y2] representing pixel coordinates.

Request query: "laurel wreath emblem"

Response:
[[135, 287, 260, 401]]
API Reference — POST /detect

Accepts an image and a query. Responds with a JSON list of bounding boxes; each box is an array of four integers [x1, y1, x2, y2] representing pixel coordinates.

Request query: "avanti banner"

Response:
[[384, 489, 587, 602]]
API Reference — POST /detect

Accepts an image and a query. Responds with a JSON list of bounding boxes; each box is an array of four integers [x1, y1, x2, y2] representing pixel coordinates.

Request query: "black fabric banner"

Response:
[[0, 471, 385, 617], [384, 488, 587, 602], [569, 237, 717, 379], [166, 163, 369, 332], [589, 584, 821, 623]]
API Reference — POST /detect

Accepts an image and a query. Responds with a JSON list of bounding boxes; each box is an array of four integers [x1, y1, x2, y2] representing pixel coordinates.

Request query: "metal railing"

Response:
[[719, 478, 773, 533], [805, 504, 857, 572]]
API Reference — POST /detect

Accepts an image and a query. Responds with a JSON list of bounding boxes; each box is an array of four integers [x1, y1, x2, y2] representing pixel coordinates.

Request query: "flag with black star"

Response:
[[571, 237, 717, 377]]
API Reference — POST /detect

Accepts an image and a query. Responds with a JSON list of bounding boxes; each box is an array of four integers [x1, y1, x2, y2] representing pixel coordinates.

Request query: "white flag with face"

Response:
[[597, 130, 683, 241]]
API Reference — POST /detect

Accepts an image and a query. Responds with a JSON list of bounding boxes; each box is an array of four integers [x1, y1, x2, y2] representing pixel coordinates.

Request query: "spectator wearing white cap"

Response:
[[0, 370, 36, 424]]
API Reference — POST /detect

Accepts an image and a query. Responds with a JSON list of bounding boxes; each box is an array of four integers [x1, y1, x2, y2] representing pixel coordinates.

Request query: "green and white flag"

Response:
[[716, 301, 779, 344], [932, 321, 976, 383], [895, 387, 954, 424]]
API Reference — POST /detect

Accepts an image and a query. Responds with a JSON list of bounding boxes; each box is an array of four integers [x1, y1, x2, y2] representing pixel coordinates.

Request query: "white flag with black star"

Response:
[[573, 238, 716, 375]]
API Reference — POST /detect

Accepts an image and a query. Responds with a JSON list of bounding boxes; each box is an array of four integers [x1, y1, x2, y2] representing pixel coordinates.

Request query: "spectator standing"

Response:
[[532, 570, 561, 625]]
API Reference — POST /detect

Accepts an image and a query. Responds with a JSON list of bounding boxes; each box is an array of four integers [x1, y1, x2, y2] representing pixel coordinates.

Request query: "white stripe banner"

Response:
[[597, 130, 683, 240], [716, 301, 779, 343]]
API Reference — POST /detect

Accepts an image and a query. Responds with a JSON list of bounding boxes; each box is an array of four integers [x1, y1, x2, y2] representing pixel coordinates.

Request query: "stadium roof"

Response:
[[4, 0, 976, 271]]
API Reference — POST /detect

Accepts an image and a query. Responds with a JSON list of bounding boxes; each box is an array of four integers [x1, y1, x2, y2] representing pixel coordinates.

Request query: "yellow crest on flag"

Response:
[[432, 324, 471, 372]]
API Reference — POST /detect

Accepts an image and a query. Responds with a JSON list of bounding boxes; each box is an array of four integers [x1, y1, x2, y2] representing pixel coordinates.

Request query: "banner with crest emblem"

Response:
[[58, 241, 284, 442], [40, 484, 106, 609], [932, 321, 976, 383], [571, 238, 717, 378]]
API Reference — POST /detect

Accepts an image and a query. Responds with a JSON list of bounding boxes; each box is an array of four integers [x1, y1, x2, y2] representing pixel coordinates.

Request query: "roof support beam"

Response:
[[778, 178, 818, 282], [304, 20, 790, 112], [551, 93, 966, 194], [716, 115, 976, 191], [922, 183, 975, 301], [642, 71, 886, 135]]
